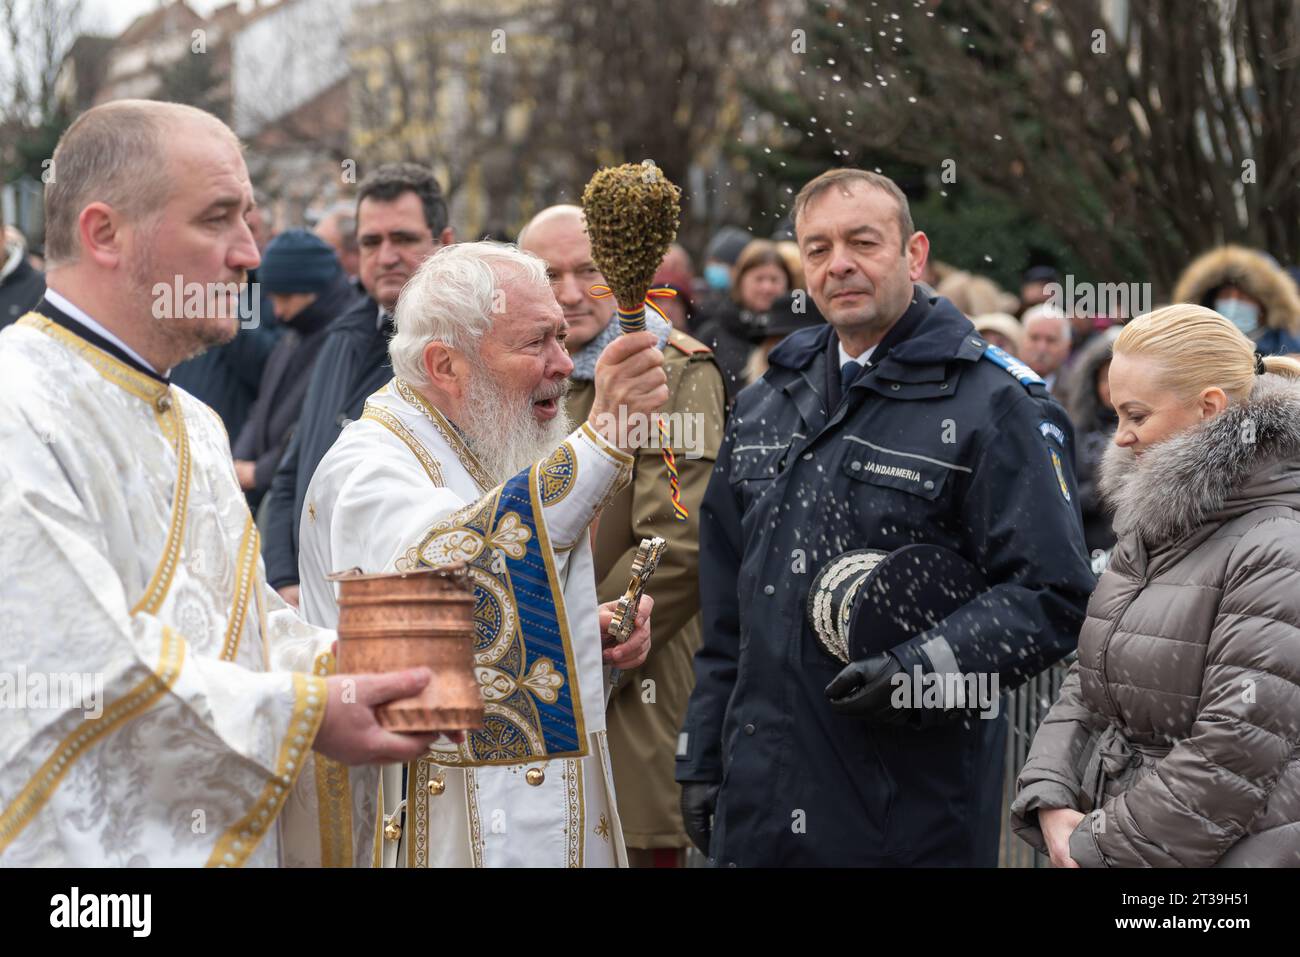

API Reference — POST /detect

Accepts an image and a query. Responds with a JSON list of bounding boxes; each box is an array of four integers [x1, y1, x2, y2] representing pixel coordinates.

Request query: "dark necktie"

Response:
[[840, 359, 863, 395]]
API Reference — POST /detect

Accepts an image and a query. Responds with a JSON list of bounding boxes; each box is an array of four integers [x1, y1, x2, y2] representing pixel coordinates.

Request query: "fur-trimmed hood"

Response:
[[1172, 245, 1300, 333], [1065, 326, 1121, 430], [1099, 374, 1300, 545]]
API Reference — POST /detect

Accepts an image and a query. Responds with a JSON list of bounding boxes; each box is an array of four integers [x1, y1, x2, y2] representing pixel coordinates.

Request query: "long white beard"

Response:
[[459, 365, 572, 485]]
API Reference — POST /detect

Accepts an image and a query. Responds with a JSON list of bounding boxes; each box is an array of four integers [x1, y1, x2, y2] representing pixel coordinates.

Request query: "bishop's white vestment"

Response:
[[297, 377, 633, 867], [0, 309, 345, 866]]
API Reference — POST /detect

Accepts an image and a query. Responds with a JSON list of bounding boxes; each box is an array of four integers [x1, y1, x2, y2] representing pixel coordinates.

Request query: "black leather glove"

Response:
[[825, 652, 910, 725], [680, 781, 720, 855]]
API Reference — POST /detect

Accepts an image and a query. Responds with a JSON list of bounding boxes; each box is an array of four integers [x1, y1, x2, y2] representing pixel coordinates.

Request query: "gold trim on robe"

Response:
[[361, 404, 445, 487], [18, 313, 194, 619], [407, 758, 424, 869], [465, 767, 484, 867], [206, 672, 328, 867], [0, 627, 187, 853], [311, 651, 353, 867], [221, 514, 260, 661], [16, 313, 168, 407], [394, 378, 494, 492], [372, 776, 384, 868], [130, 400, 190, 617], [565, 758, 584, 868]]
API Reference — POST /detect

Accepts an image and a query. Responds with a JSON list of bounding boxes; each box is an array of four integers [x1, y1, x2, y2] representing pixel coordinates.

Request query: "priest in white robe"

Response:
[[297, 241, 664, 867], [0, 100, 444, 867]]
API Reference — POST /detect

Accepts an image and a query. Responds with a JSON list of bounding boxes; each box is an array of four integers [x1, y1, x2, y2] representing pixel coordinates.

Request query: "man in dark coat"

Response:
[[232, 229, 361, 511], [262, 163, 453, 606], [676, 169, 1095, 867], [1, 222, 45, 328]]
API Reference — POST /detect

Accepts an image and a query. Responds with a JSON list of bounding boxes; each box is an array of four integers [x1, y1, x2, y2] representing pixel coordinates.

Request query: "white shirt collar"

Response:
[[44, 289, 166, 376], [838, 339, 876, 369]]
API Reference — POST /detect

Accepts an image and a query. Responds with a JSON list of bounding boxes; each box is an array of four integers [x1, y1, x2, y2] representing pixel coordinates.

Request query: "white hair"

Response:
[[389, 240, 550, 388], [1022, 303, 1072, 342]]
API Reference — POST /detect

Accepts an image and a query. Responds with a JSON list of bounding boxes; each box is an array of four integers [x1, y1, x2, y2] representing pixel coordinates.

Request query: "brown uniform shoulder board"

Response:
[[667, 329, 713, 357]]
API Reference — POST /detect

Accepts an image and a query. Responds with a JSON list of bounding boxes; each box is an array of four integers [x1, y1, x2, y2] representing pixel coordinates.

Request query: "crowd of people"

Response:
[[1, 97, 1298, 869]]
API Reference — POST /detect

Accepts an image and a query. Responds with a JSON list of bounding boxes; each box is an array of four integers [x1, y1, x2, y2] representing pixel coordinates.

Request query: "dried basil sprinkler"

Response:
[[581, 161, 682, 317], [579, 161, 690, 521]]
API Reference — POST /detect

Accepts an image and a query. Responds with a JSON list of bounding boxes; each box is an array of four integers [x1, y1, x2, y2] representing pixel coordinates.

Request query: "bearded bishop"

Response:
[[295, 241, 663, 867]]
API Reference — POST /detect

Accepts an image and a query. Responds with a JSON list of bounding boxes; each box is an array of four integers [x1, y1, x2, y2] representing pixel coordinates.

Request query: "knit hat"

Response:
[[258, 229, 342, 294], [1022, 265, 1060, 285], [704, 226, 752, 266]]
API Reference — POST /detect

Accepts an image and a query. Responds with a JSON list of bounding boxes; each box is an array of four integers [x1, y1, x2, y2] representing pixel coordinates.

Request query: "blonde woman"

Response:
[[1010, 304, 1300, 867]]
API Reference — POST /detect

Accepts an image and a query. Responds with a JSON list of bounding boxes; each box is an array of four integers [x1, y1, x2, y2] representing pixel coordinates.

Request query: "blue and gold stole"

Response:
[[413, 457, 588, 764]]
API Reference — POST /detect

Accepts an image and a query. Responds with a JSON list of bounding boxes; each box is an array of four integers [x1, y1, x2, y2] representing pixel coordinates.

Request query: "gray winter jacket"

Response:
[[1010, 374, 1300, 867]]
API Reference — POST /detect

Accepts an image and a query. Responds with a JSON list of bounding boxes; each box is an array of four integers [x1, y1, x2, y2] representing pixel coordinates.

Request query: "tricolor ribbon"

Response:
[[589, 285, 688, 521]]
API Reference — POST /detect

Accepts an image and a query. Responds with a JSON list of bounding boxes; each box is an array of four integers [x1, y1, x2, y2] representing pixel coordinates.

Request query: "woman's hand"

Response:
[[1040, 807, 1086, 868]]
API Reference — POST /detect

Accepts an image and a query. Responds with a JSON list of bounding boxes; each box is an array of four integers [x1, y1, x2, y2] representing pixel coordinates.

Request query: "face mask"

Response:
[[1214, 297, 1260, 335], [704, 263, 731, 292]]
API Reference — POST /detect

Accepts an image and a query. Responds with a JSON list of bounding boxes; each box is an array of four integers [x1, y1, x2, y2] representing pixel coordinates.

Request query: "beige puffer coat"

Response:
[[1010, 374, 1300, 867]]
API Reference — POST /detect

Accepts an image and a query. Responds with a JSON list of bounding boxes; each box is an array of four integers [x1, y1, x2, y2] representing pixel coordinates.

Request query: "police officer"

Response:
[[676, 169, 1095, 866]]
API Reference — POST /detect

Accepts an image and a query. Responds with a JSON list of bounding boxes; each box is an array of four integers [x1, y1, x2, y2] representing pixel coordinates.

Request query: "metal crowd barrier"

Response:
[[999, 657, 1074, 867]]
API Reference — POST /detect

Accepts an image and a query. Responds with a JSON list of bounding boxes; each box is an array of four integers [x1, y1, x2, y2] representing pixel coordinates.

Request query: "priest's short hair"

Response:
[[43, 100, 237, 268]]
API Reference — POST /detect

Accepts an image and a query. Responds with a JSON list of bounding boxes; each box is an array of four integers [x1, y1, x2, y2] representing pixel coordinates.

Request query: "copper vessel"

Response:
[[327, 565, 484, 733]]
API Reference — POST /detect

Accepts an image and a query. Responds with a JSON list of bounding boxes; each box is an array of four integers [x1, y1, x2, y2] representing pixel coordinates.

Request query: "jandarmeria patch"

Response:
[[1039, 420, 1067, 446]]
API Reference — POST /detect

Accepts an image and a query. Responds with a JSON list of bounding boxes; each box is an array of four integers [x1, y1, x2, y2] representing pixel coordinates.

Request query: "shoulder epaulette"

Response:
[[980, 343, 1045, 390], [667, 329, 713, 357]]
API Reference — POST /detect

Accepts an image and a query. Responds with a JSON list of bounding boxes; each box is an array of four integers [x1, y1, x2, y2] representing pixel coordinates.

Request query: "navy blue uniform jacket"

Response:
[[677, 287, 1094, 866]]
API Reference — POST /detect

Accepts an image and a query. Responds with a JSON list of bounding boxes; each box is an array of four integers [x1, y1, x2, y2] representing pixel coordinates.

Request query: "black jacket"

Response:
[[262, 295, 392, 589], [0, 255, 45, 328], [694, 301, 765, 404], [677, 287, 1095, 866], [232, 273, 361, 508]]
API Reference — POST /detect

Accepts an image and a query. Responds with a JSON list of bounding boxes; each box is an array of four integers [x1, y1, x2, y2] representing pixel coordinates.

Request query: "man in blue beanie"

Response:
[[233, 228, 362, 513]]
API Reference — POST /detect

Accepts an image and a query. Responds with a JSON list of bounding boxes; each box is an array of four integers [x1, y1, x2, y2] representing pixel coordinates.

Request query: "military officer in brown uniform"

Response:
[[520, 206, 726, 866]]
